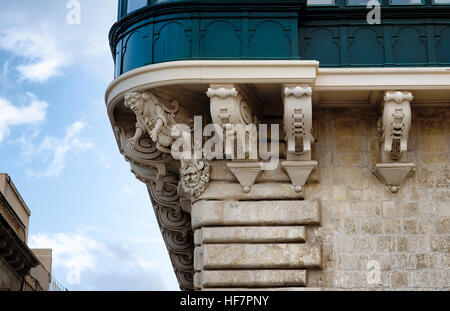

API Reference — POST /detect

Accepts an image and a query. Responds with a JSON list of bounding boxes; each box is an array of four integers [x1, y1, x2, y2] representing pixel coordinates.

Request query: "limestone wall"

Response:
[[306, 107, 449, 290]]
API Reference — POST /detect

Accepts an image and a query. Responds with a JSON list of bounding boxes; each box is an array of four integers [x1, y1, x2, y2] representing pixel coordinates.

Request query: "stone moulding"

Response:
[[195, 270, 307, 289], [0, 203, 40, 277], [195, 244, 322, 271], [194, 227, 307, 245], [191, 200, 321, 230]]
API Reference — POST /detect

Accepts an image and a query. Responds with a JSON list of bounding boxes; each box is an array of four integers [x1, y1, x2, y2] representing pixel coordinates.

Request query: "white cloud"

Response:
[[0, 27, 69, 82], [18, 121, 93, 178], [0, 1, 116, 83], [0, 94, 48, 142], [29, 232, 108, 285], [29, 231, 177, 290]]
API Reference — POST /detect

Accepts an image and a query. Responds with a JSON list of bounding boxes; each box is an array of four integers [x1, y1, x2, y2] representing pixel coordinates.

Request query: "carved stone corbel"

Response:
[[124, 90, 210, 198], [379, 91, 413, 162], [114, 90, 212, 290], [207, 84, 263, 192], [283, 85, 314, 161], [114, 122, 194, 290], [147, 176, 195, 291], [123, 91, 191, 153], [372, 91, 416, 193], [281, 85, 317, 192], [114, 125, 175, 192], [207, 84, 259, 128]]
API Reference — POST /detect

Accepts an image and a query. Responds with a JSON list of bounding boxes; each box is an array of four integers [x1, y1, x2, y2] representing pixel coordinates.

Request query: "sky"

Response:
[[0, 0, 179, 291]]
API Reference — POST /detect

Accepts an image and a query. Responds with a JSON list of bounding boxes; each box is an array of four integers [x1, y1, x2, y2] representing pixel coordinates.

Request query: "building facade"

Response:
[[0, 174, 52, 291], [106, 0, 449, 290]]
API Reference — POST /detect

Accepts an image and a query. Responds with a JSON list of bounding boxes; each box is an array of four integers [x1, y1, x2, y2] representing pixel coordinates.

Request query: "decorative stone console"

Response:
[[372, 91, 416, 193]]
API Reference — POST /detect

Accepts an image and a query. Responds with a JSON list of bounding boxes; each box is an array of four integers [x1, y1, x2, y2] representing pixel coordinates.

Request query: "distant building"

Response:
[[0, 174, 52, 291]]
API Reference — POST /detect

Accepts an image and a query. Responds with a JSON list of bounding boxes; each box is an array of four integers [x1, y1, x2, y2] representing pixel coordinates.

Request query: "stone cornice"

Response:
[[315, 67, 450, 91], [0, 210, 39, 278], [106, 61, 450, 112], [0, 192, 26, 235], [105, 60, 319, 107]]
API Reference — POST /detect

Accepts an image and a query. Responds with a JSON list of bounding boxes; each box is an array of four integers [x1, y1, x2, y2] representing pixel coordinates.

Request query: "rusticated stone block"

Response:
[[195, 270, 307, 289], [195, 226, 306, 245], [196, 244, 322, 269], [196, 182, 304, 201], [194, 247, 203, 272], [191, 200, 321, 229]]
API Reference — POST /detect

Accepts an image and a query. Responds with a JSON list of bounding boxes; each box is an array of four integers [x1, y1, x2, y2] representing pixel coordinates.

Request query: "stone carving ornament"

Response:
[[378, 91, 413, 161], [373, 91, 415, 193], [124, 91, 210, 199], [124, 91, 191, 153], [179, 158, 211, 198], [283, 85, 314, 161], [281, 85, 318, 193], [117, 90, 208, 290], [207, 85, 258, 129], [148, 179, 194, 291], [114, 123, 195, 290]]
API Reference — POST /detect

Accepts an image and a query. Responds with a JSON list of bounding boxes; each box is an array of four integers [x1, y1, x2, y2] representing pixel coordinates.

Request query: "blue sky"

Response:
[[0, 0, 179, 290]]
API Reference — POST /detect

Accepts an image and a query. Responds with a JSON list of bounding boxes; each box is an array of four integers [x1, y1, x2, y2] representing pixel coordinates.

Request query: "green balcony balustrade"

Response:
[[110, 0, 450, 77]]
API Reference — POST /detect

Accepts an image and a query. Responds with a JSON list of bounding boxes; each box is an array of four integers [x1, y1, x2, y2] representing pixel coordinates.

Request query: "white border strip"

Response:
[[105, 60, 450, 106]]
